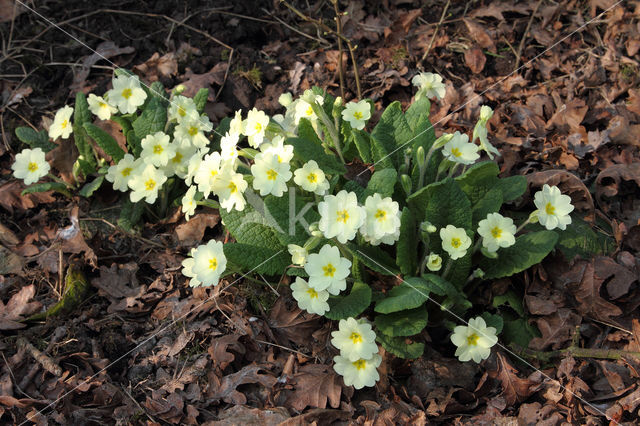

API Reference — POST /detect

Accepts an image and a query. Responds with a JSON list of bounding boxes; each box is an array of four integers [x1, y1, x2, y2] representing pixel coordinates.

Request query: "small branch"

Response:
[[331, 0, 345, 100], [17, 337, 63, 377], [510, 344, 640, 363], [514, 0, 543, 72], [420, 0, 450, 67]]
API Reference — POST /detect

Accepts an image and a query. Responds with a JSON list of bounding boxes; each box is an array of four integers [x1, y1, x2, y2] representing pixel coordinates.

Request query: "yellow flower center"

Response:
[[306, 105, 313, 116], [27, 162, 39, 172], [307, 173, 317, 183], [211, 170, 218, 178], [254, 122, 263, 132], [451, 147, 461, 157], [209, 258, 218, 270], [336, 209, 349, 223], [266, 169, 278, 180], [121, 167, 132, 177], [172, 152, 183, 164], [99, 102, 107, 109], [352, 359, 367, 370], [188, 126, 199, 136], [228, 181, 237, 193], [178, 107, 186, 117], [350, 332, 363, 344], [375, 209, 386, 221], [490, 227, 502, 238], [323, 263, 336, 277], [153, 145, 163, 154], [144, 179, 156, 191], [122, 88, 132, 99], [451, 238, 461, 248], [467, 333, 479, 346], [306, 288, 318, 299], [60, 119, 68, 129], [353, 111, 363, 120], [545, 202, 555, 215]]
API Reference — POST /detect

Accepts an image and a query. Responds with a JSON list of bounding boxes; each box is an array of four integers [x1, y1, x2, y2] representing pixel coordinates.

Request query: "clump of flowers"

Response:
[[11, 67, 588, 392]]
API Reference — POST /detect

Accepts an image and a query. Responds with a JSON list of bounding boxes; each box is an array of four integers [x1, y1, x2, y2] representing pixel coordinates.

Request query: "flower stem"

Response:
[[516, 217, 532, 234]]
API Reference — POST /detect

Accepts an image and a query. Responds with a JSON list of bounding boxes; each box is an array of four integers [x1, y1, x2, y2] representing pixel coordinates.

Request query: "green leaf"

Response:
[[479, 231, 559, 279], [350, 245, 399, 276], [414, 178, 472, 231], [396, 207, 418, 275], [72, 92, 97, 170], [351, 130, 372, 163], [286, 267, 308, 277], [14, 127, 56, 152], [79, 175, 104, 197], [111, 116, 133, 137], [421, 273, 465, 299], [492, 290, 525, 317], [83, 123, 125, 162], [376, 333, 424, 359], [472, 187, 503, 227], [287, 137, 346, 175], [263, 194, 319, 246], [369, 135, 395, 170], [502, 317, 538, 347], [21, 182, 71, 197], [480, 312, 504, 334], [497, 175, 527, 202], [133, 97, 167, 139], [193, 88, 209, 113], [127, 131, 142, 157], [220, 203, 285, 248], [374, 277, 431, 314], [118, 197, 144, 231], [149, 81, 167, 100], [223, 243, 290, 275], [375, 306, 428, 337], [556, 215, 615, 260], [370, 101, 412, 169], [456, 162, 526, 205], [405, 96, 431, 132], [326, 281, 372, 320], [364, 168, 397, 198]]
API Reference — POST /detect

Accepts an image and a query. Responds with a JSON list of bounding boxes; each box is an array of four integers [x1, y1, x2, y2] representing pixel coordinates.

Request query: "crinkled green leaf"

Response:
[[223, 243, 290, 275], [374, 277, 432, 314], [375, 306, 428, 337], [480, 312, 504, 334], [118, 197, 144, 231], [479, 231, 559, 279], [79, 175, 104, 197], [73, 92, 96, 170], [396, 207, 418, 275], [418, 177, 472, 230], [376, 333, 424, 359], [133, 97, 167, 139], [15, 127, 56, 152], [472, 187, 503, 227], [193, 88, 209, 113], [350, 245, 399, 276], [370, 101, 412, 169], [351, 129, 372, 163], [364, 168, 397, 198], [83, 122, 125, 162], [21, 182, 71, 197], [220, 202, 284, 248], [326, 281, 372, 320], [288, 123, 346, 175], [556, 215, 615, 260], [263, 195, 319, 246], [492, 290, 525, 317]]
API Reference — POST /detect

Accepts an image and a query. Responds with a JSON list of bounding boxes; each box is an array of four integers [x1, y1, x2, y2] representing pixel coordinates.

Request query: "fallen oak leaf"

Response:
[[529, 308, 582, 351], [207, 364, 277, 405], [490, 353, 541, 406], [284, 364, 342, 411]]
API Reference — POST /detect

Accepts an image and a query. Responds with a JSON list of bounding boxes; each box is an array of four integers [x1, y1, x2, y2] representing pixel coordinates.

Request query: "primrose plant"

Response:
[[13, 70, 582, 390]]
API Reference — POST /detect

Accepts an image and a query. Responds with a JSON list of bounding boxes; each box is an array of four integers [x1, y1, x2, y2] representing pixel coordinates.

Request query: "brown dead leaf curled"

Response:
[[284, 364, 342, 411], [174, 212, 220, 248], [134, 52, 178, 82], [71, 41, 135, 91], [529, 308, 582, 350], [208, 364, 276, 405], [490, 353, 541, 406], [0, 285, 42, 330], [463, 19, 496, 52], [0, 181, 56, 214], [464, 46, 487, 74]]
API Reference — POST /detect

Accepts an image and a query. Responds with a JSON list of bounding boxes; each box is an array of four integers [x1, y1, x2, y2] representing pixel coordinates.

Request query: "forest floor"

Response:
[[1, 0, 640, 424]]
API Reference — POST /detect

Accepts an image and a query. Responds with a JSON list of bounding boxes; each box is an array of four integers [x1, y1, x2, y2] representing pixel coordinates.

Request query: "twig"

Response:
[[514, 0, 544, 72], [420, 0, 450, 67], [16, 337, 63, 377], [280, 0, 361, 98], [331, 0, 345, 99], [79, 217, 167, 249], [510, 344, 640, 363]]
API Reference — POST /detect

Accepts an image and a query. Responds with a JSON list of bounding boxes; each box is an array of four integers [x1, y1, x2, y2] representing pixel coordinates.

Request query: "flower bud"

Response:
[[278, 92, 293, 107], [426, 253, 442, 272], [479, 105, 494, 123], [416, 146, 426, 169], [303, 235, 322, 252], [472, 268, 485, 279], [173, 84, 186, 95], [528, 210, 539, 224], [398, 163, 409, 175], [481, 247, 498, 259], [420, 221, 437, 234], [287, 244, 308, 266], [333, 96, 343, 109], [432, 133, 454, 150], [400, 174, 412, 196]]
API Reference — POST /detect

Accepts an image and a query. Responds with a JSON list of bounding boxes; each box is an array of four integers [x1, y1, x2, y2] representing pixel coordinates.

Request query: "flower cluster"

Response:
[[331, 318, 381, 389]]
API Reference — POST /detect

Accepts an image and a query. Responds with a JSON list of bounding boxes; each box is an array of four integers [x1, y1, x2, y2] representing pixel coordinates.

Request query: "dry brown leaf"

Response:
[[92, 263, 148, 313], [546, 99, 588, 135], [463, 19, 496, 52], [0, 285, 42, 330], [174, 212, 220, 248], [0, 245, 22, 276], [284, 364, 342, 411], [562, 260, 623, 323], [179, 63, 227, 99], [208, 334, 245, 371], [71, 41, 135, 91], [209, 405, 290, 426], [134, 52, 178, 82], [529, 308, 582, 350], [0, 181, 56, 214], [491, 353, 540, 406], [464, 46, 487, 74], [208, 364, 276, 405], [594, 256, 637, 299], [268, 298, 322, 347], [605, 386, 640, 422]]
